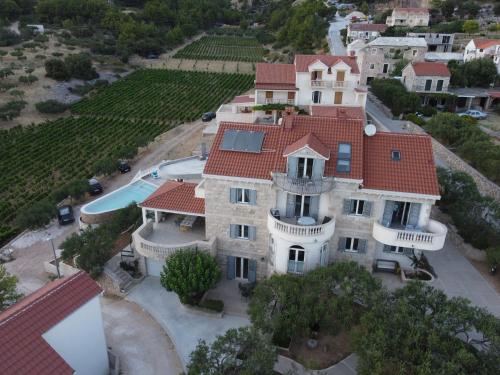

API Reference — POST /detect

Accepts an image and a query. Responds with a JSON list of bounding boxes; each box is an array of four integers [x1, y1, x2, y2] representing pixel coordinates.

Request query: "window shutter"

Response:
[[248, 259, 257, 283], [286, 193, 295, 218], [358, 239, 367, 253], [382, 201, 394, 227], [226, 256, 236, 280], [229, 224, 237, 239], [363, 201, 372, 217], [312, 159, 324, 179], [288, 157, 298, 178], [343, 199, 351, 215], [249, 189, 257, 205], [229, 188, 237, 203], [407, 203, 421, 227], [249, 226, 257, 241], [337, 237, 346, 252], [310, 196, 320, 220]]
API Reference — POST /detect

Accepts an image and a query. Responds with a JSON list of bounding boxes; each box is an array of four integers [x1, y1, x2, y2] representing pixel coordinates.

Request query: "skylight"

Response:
[[391, 150, 401, 161]]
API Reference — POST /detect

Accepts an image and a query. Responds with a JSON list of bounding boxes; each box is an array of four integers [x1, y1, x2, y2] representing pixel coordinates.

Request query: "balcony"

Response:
[[133, 216, 216, 261], [413, 85, 445, 93], [272, 173, 334, 195], [311, 80, 351, 89], [267, 210, 335, 242], [372, 219, 447, 251], [264, 98, 295, 105]]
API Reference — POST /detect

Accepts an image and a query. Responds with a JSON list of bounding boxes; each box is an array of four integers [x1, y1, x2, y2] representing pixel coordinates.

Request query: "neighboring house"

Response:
[[347, 23, 388, 43], [133, 109, 447, 279], [463, 39, 500, 73], [345, 11, 367, 22], [0, 272, 109, 375], [424, 52, 464, 64], [386, 7, 430, 27], [402, 61, 451, 106], [407, 32, 454, 52], [216, 54, 368, 126], [350, 37, 427, 84]]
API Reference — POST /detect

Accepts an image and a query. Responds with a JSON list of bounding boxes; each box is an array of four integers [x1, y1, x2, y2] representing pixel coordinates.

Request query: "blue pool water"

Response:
[[83, 180, 157, 214]]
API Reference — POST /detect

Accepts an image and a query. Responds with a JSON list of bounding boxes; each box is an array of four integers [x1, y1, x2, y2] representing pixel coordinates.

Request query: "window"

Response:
[[288, 246, 305, 274], [237, 224, 249, 239], [412, 50, 417, 56], [382, 63, 389, 74], [230, 188, 256, 205], [424, 79, 432, 91], [350, 199, 364, 215], [436, 79, 443, 92], [344, 199, 372, 216], [371, 48, 377, 55], [391, 150, 401, 161], [345, 237, 359, 252], [312, 91, 322, 104], [295, 195, 312, 217], [297, 157, 313, 178], [383, 245, 413, 256], [339, 237, 367, 253], [369, 63, 375, 69], [336, 143, 351, 172], [237, 188, 250, 203], [230, 224, 256, 240]]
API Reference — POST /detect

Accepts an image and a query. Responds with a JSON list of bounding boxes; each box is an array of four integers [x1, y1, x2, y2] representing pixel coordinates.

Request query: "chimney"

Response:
[[284, 106, 296, 116]]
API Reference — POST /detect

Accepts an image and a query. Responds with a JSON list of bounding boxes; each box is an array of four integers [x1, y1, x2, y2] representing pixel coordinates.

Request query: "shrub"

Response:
[[45, 58, 69, 80], [160, 249, 221, 304], [0, 29, 21, 47], [0, 100, 26, 120], [15, 199, 57, 229], [10, 50, 23, 57], [35, 100, 68, 114], [18, 75, 38, 84], [371, 79, 421, 116], [486, 247, 500, 267], [93, 157, 117, 176], [419, 106, 437, 117], [404, 113, 425, 126], [200, 299, 224, 312]]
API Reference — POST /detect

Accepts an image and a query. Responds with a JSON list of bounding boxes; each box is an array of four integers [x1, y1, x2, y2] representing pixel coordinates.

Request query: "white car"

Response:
[[458, 110, 488, 120]]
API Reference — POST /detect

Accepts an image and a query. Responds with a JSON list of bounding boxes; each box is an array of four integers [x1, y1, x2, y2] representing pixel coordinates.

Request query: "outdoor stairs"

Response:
[[114, 267, 134, 292]]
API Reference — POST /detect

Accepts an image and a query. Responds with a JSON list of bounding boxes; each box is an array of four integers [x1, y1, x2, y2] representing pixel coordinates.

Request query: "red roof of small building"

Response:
[[350, 23, 388, 32], [283, 133, 331, 159], [410, 61, 450, 77], [473, 39, 500, 50], [363, 132, 439, 196], [488, 91, 500, 98], [231, 95, 254, 104], [255, 63, 296, 90], [310, 106, 365, 119], [295, 55, 360, 74], [394, 7, 429, 14], [140, 181, 205, 215], [0, 271, 102, 375]]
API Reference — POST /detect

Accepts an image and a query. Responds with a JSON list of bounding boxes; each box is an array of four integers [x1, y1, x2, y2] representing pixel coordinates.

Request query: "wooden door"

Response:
[[334, 91, 343, 105]]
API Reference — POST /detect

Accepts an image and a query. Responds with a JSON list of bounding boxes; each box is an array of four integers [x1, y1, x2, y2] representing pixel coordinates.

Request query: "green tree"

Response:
[[9, 89, 24, 100], [160, 249, 221, 304], [0, 264, 23, 311], [14, 199, 56, 229], [187, 327, 277, 375], [391, 58, 409, 77], [360, 2, 369, 16], [353, 282, 500, 375], [64, 53, 97, 80], [0, 68, 14, 79], [486, 246, 500, 267], [442, 0, 456, 19], [463, 20, 479, 34], [462, 58, 498, 87], [44, 58, 69, 80]]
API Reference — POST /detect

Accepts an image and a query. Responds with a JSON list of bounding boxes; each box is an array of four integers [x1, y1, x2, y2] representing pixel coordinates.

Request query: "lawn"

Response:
[[174, 36, 265, 62]]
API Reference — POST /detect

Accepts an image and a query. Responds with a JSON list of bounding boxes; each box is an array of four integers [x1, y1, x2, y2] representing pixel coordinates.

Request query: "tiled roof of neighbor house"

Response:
[[350, 23, 387, 32], [394, 7, 429, 14], [363, 132, 439, 196], [488, 91, 500, 98], [473, 39, 500, 50], [205, 114, 440, 196], [283, 133, 331, 159], [295, 55, 360, 74], [369, 37, 427, 47], [410, 61, 450, 77], [231, 95, 254, 104], [255, 63, 296, 90], [140, 181, 205, 215], [0, 271, 102, 375], [310, 105, 365, 119]]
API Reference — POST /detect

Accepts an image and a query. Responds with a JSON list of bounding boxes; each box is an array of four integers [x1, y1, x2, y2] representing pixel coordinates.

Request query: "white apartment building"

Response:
[[349, 37, 427, 84], [386, 7, 430, 27], [347, 23, 388, 43], [464, 39, 500, 74], [133, 110, 447, 280]]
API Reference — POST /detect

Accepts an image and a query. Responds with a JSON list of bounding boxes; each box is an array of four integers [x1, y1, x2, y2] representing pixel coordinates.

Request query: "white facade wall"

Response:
[[255, 89, 296, 105], [42, 296, 109, 375], [464, 41, 500, 74], [386, 10, 429, 27], [348, 29, 383, 43]]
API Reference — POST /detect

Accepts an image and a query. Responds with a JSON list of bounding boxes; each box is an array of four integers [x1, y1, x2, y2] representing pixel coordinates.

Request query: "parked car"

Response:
[[458, 110, 488, 120], [57, 205, 75, 225], [202, 112, 216, 122], [146, 52, 159, 59], [88, 178, 103, 195], [118, 160, 131, 173]]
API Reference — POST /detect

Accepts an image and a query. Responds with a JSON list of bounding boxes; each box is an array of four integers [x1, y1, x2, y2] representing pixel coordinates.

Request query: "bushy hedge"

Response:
[[35, 100, 68, 114], [370, 79, 421, 116]]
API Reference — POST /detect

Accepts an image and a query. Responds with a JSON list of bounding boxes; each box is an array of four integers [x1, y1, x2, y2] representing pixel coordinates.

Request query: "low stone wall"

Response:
[[80, 209, 117, 225], [43, 259, 80, 277]]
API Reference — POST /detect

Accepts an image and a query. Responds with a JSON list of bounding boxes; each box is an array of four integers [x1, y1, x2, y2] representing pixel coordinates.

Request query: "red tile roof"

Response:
[[394, 7, 429, 14], [295, 55, 360, 74], [140, 181, 205, 215], [283, 133, 330, 159], [473, 39, 500, 50], [410, 61, 450, 77], [255, 63, 296, 90], [488, 91, 500, 98], [231, 95, 254, 104], [310, 106, 365, 119], [363, 132, 439, 196], [0, 271, 102, 375], [350, 23, 388, 32]]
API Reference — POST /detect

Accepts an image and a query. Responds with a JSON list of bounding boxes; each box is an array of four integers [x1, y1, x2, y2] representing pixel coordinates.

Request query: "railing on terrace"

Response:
[[311, 80, 351, 89], [272, 173, 334, 195], [264, 98, 295, 105], [268, 211, 335, 238]]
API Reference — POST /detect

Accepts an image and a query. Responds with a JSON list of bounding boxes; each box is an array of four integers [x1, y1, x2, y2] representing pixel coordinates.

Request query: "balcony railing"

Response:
[[272, 173, 334, 195], [413, 85, 444, 93], [311, 80, 351, 89], [132, 222, 216, 261], [372, 219, 447, 251], [264, 98, 295, 105], [267, 211, 336, 240]]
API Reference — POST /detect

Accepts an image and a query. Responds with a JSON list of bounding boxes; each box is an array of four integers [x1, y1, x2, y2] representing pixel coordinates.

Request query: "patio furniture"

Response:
[[297, 216, 316, 226], [180, 215, 197, 232]]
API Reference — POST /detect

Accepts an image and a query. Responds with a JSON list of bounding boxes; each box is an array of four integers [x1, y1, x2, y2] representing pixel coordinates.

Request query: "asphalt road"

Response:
[[328, 13, 348, 55]]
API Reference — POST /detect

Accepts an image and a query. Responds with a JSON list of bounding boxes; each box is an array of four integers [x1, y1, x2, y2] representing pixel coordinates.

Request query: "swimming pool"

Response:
[[82, 180, 157, 214]]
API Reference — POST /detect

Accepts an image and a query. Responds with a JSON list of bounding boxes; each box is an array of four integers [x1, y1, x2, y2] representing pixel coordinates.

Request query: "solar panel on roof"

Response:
[[220, 129, 264, 153]]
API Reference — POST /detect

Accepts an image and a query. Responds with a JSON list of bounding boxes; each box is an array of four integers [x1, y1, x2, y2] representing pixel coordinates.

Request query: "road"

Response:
[[328, 13, 348, 55]]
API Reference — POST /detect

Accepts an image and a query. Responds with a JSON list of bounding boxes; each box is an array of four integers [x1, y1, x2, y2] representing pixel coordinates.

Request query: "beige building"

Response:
[[349, 37, 427, 85], [402, 61, 450, 93], [386, 7, 430, 27], [347, 23, 388, 43]]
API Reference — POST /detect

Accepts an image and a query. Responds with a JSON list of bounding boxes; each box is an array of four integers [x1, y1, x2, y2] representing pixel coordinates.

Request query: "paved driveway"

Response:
[[328, 14, 348, 55], [127, 277, 250, 370]]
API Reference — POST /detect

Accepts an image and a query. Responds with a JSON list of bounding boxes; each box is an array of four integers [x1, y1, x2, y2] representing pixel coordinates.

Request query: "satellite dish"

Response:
[[364, 124, 377, 137]]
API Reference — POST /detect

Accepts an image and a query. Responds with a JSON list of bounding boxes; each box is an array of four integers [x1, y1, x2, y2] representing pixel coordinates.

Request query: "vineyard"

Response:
[[174, 36, 265, 62], [0, 69, 253, 238], [72, 69, 254, 121]]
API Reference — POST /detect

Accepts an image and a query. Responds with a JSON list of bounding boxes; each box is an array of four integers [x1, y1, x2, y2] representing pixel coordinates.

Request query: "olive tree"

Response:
[[0, 265, 23, 311]]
